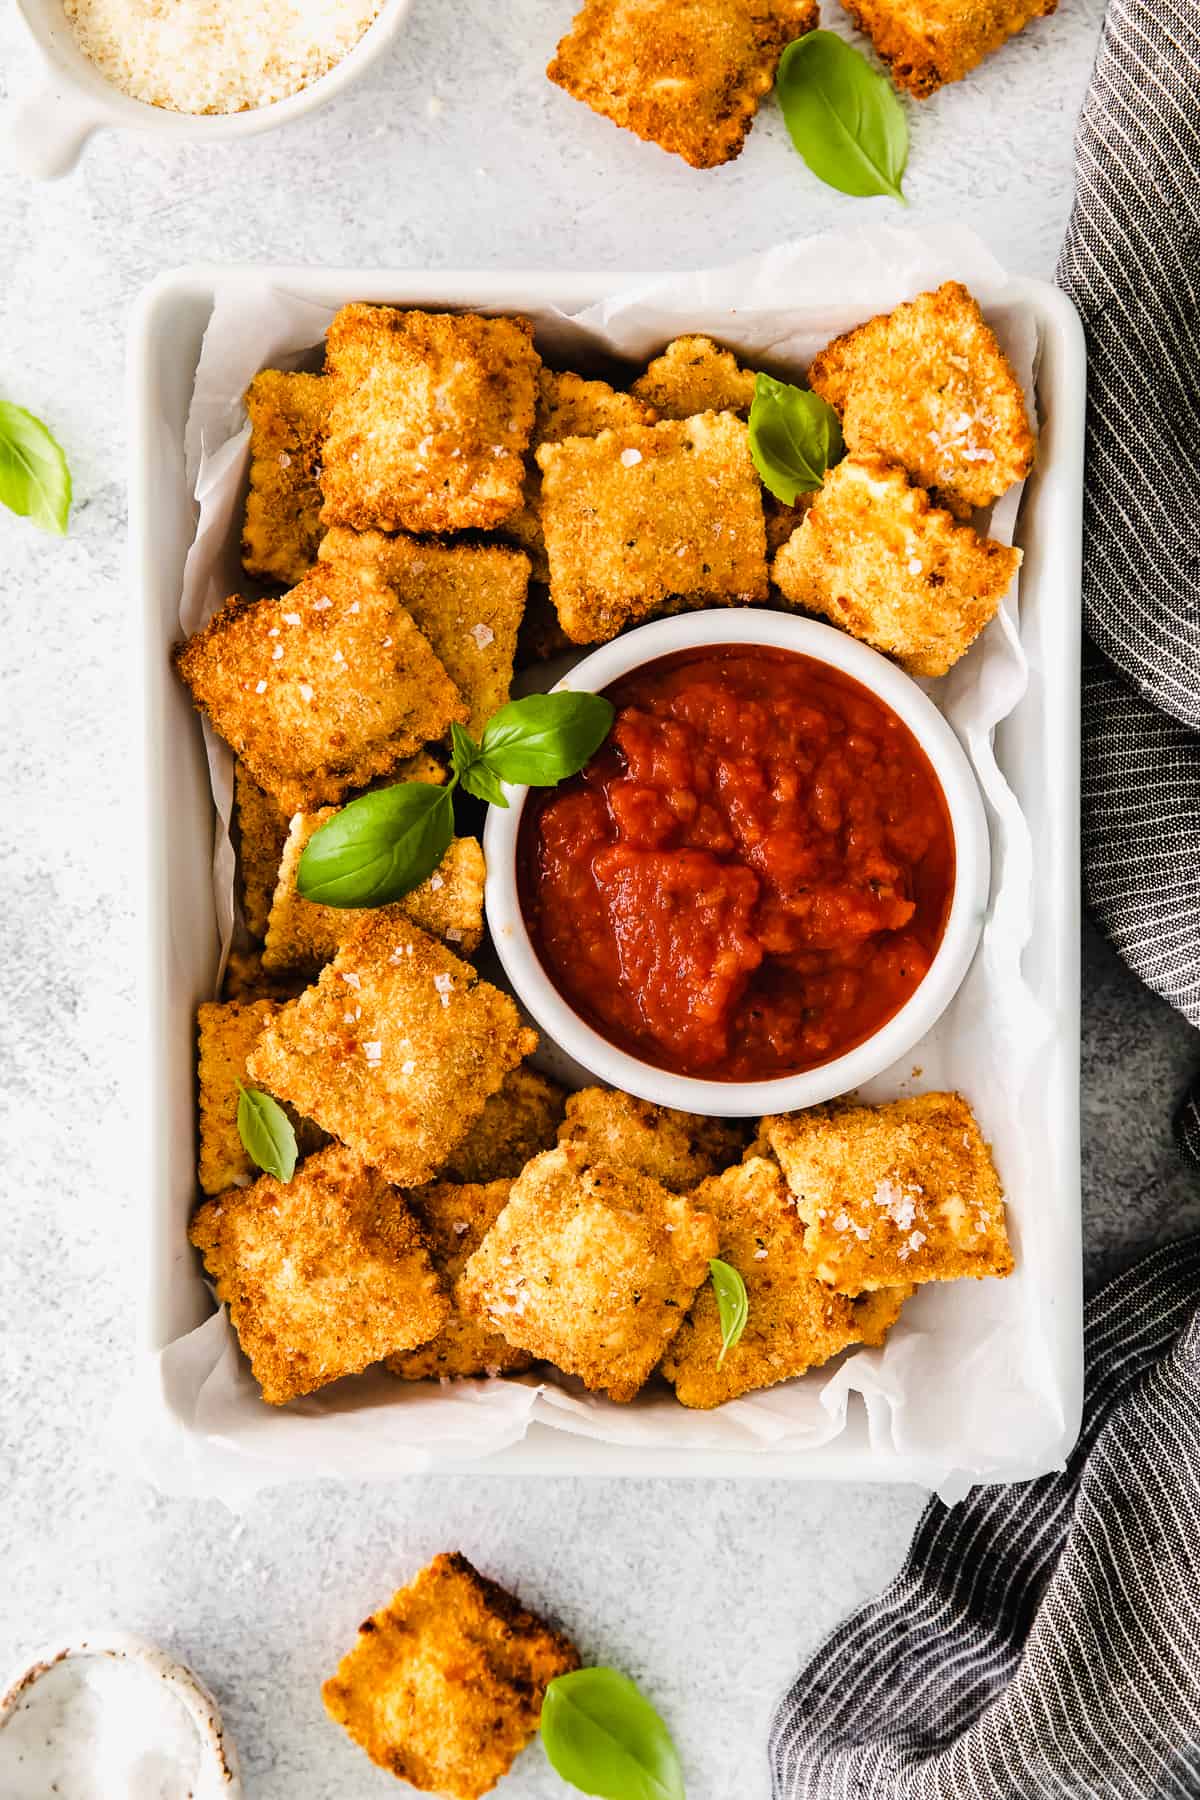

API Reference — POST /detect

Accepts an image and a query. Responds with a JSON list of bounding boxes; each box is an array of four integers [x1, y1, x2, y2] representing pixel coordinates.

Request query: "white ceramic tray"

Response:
[[127, 262, 1084, 1489]]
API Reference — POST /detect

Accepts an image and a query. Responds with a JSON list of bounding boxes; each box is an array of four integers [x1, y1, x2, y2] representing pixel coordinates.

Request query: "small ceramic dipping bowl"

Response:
[[485, 610, 990, 1119]]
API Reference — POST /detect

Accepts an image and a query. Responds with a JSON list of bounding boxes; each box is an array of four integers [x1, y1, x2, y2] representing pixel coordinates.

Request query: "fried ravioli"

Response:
[[263, 816, 485, 970], [761, 1091, 1013, 1292], [557, 1087, 745, 1192], [501, 369, 656, 582], [807, 282, 1035, 518], [189, 1144, 448, 1405], [320, 305, 541, 536], [442, 1065, 568, 1184], [537, 412, 767, 643], [660, 1157, 910, 1407], [631, 334, 757, 418], [547, 0, 819, 169], [241, 369, 330, 585], [322, 1553, 579, 1800], [319, 529, 527, 736], [247, 916, 536, 1188], [234, 761, 290, 940], [386, 1182, 534, 1380], [772, 454, 1022, 676], [458, 1145, 717, 1401], [842, 0, 1057, 97], [196, 999, 323, 1195], [174, 562, 467, 815]]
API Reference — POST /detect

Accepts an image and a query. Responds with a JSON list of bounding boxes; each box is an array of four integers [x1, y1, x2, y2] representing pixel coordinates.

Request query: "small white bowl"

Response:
[[485, 610, 990, 1118], [0, 1631, 241, 1797], [5, 0, 415, 180]]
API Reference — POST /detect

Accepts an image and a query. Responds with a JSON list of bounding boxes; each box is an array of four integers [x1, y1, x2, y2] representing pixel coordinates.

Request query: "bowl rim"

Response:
[[13, 0, 415, 137], [484, 609, 991, 1118]]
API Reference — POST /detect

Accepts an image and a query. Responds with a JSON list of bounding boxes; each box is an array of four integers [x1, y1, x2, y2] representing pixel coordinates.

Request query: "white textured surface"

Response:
[[8, 4, 1198, 1797]]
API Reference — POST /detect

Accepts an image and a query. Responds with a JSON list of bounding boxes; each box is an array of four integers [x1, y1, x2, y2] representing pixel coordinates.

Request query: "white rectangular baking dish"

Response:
[[127, 263, 1084, 1487]]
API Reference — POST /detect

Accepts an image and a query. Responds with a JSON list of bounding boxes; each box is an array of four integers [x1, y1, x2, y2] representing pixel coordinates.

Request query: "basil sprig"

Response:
[[236, 1083, 298, 1182], [776, 31, 908, 204], [541, 1667, 685, 1800], [297, 689, 614, 910], [710, 1259, 749, 1368], [0, 400, 71, 535], [748, 373, 844, 504]]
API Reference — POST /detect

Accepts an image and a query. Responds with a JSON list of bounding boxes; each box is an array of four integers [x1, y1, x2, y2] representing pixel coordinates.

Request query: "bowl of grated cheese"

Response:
[[6, 0, 416, 180]]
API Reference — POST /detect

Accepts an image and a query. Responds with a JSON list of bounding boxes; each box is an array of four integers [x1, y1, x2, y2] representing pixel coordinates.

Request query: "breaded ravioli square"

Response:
[[442, 1065, 568, 1184], [547, 0, 818, 169], [188, 1144, 448, 1405], [386, 1182, 534, 1380], [458, 1145, 718, 1401], [241, 369, 331, 585], [196, 999, 324, 1195], [557, 1088, 745, 1192], [234, 762, 290, 940], [762, 1091, 1013, 1291], [772, 455, 1022, 676], [263, 814, 484, 971], [660, 1158, 910, 1407], [808, 282, 1035, 518], [247, 916, 536, 1187], [843, 0, 1056, 97], [174, 562, 466, 814], [319, 529, 527, 736], [631, 334, 757, 418], [323, 1553, 579, 1799], [537, 412, 767, 644], [321, 305, 541, 536], [502, 369, 657, 582]]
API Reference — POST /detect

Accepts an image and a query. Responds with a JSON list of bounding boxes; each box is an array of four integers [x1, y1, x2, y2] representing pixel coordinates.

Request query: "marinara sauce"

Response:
[[518, 645, 955, 1082]]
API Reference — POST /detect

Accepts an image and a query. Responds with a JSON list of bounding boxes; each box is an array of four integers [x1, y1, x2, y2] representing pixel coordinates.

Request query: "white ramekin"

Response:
[[4, 0, 415, 180], [0, 1632, 242, 1796], [485, 610, 990, 1118]]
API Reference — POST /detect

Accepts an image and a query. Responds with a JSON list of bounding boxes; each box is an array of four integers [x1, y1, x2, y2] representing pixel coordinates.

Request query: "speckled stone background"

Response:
[[3, 3, 1199, 1794]]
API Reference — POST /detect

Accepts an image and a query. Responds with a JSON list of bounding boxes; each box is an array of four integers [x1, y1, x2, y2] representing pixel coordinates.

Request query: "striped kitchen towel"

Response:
[[770, 1, 1200, 1794]]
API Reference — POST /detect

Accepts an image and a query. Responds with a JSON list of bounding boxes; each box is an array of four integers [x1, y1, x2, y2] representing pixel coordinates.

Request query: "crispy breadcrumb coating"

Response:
[[772, 454, 1022, 676], [557, 1087, 746, 1192], [842, 0, 1057, 98], [247, 916, 536, 1188], [323, 1553, 579, 1800], [660, 1157, 910, 1407], [196, 999, 324, 1195], [442, 1065, 567, 1184], [537, 412, 767, 643], [547, 0, 819, 169], [263, 815, 485, 971], [761, 1091, 1013, 1291], [631, 334, 757, 418], [386, 1182, 534, 1380], [241, 370, 330, 585], [189, 1144, 448, 1405], [234, 762, 290, 940], [458, 1145, 718, 1401], [321, 305, 541, 535], [173, 563, 467, 815], [319, 528, 527, 736], [807, 282, 1035, 518]]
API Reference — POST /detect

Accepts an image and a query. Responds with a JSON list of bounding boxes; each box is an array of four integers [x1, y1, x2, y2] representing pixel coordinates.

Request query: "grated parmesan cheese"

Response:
[[63, 0, 384, 116]]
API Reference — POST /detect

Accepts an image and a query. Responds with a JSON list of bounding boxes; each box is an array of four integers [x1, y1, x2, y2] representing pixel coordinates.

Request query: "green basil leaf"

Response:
[[449, 721, 483, 779], [776, 31, 908, 203], [236, 1084, 297, 1182], [748, 373, 844, 504], [450, 721, 509, 807], [479, 691, 614, 787], [296, 782, 454, 908], [0, 400, 71, 535], [710, 1259, 749, 1368], [541, 1667, 684, 1800]]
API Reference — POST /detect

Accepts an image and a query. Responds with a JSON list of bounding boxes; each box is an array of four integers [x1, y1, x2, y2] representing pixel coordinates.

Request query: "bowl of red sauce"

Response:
[[485, 611, 989, 1117]]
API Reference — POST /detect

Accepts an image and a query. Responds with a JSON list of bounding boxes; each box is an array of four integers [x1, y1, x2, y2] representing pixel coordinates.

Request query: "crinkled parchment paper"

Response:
[[123, 225, 1070, 1507]]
